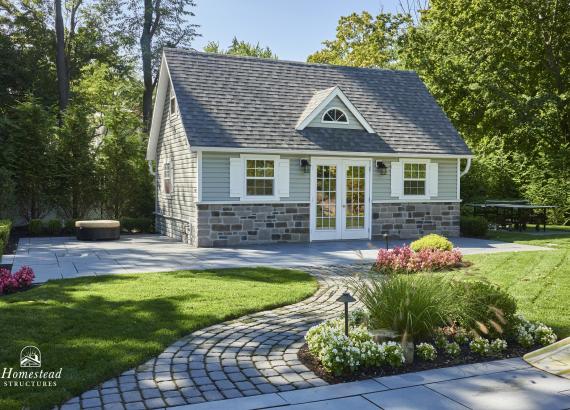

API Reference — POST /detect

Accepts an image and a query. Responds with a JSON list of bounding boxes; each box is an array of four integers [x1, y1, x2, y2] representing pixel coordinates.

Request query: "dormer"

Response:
[[295, 86, 375, 133]]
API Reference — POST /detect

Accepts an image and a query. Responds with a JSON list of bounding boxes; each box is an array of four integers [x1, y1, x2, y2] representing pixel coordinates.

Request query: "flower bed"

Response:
[[374, 245, 463, 274], [0, 266, 35, 295], [300, 312, 557, 382]]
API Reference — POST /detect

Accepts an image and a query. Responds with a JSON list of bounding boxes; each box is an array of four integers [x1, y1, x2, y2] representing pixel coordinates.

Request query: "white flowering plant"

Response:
[[445, 341, 461, 358], [490, 339, 507, 354], [512, 314, 557, 347], [470, 337, 490, 356], [416, 343, 437, 361], [453, 328, 470, 345], [433, 331, 448, 349], [305, 319, 404, 375]]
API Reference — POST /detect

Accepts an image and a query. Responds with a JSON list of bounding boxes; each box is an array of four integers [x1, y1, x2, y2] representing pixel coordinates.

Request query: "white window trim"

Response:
[[321, 107, 349, 124], [163, 158, 174, 196], [241, 154, 280, 201], [399, 158, 430, 200], [169, 95, 177, 122]]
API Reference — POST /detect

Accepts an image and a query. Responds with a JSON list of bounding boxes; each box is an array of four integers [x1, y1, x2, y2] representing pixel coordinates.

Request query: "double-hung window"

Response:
[[164, 160, 173, 194], [403, 162, 426, 196], [246, 159, 275, 197]]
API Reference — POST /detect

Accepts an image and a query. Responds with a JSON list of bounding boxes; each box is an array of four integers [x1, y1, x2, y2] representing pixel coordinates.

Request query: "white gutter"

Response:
[[148, 160, 156, 176], [460, 157, 472, 177]]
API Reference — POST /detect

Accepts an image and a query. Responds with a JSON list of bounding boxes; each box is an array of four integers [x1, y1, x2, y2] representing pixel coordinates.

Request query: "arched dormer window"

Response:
[[322, 108, 348, 124]]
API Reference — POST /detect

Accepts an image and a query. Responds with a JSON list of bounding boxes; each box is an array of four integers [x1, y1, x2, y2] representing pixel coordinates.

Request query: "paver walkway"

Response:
[[4, 235, 551, 283], [170, 359, 570, 410], [60, 265, 359, 409]]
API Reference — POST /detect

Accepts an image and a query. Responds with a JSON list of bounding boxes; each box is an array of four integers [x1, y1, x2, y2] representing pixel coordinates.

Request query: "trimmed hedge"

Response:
[[0, 219, 12, 254], [46, 219, 62, 235], [28, 219, 43, 236], [121, 217, 154, 233], [460, 215, 488, 237], [410, 234, 453, 251]]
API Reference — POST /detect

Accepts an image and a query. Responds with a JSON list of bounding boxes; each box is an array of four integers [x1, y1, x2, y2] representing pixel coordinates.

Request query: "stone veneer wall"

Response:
[[372, 202, 460, 239], [197, 203, 310, 247]]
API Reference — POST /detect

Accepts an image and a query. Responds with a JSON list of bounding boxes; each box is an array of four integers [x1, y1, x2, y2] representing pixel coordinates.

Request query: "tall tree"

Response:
[[307, 11, 411, 68], [120, 0, 198, 131], [204, 37, 277, 59], [54, 0, 69, 113]]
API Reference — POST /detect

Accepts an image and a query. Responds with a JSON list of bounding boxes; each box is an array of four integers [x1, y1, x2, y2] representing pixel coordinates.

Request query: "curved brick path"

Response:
[[61, 265, 367, 410]]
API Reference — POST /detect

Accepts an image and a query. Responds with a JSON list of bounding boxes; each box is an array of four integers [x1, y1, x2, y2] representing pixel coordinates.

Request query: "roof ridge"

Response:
[[163, 47, 418, 74]]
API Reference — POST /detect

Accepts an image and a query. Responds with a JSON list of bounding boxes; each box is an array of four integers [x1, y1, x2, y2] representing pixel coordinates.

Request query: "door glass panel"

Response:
[[345, 165, 365, 229], [316, 165, 337, 230]]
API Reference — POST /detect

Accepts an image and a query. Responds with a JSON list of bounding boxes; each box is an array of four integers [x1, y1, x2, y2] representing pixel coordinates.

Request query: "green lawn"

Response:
[[0, 267, 318, 410], [449, 226, 570, 339]]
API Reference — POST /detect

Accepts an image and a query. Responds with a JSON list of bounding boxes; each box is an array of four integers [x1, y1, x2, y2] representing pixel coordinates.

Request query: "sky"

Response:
[[191, 0, 402, 62]]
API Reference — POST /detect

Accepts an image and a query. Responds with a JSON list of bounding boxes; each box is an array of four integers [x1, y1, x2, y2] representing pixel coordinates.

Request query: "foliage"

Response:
[[489, 339, 507, 354], [410, 234, 453, 252], [513, 314, 557, 347], [5, 96, 56, 220], [308, 11, 411, 68], [0, 220, 11, 254], [453, 328, 470, 345], [454, 281, 517, 338], [305, 319, 405, 375], [374, 245, 463, 274], [433, 330, 448, 349], [46, 219, 62, 236], [0, 266, 34, 295], [351, 275, 464, 341], [28, 219, 43, 236], [121, 217, 154, 233], [0, 267, 316, 408], [460, 215, 488, 238], [402, 0, 570, 223], [416, 342, 437, 361], [445, 342, 461, 357], [469, 338, 490, 356], [204, 37, 277, 59], [340, 307, 369, 327]]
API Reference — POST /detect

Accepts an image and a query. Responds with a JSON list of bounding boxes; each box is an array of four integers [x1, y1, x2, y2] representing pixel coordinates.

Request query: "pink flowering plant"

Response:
[[0, 266, 35, 295], [374, 245, 463, 274]]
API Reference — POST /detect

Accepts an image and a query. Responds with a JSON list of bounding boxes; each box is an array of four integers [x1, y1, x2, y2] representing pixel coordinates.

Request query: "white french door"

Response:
[[310, 158, 371, 241]]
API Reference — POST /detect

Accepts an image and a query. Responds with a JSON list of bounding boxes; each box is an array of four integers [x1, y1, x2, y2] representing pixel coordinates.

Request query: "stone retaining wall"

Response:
[[372, 202, 460, 239], [196, 203, 310, 247]]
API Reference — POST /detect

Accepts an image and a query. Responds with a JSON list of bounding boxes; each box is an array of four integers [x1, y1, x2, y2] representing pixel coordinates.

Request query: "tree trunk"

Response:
[[140, 0, 154, 132], [54, 0, 69, 114]]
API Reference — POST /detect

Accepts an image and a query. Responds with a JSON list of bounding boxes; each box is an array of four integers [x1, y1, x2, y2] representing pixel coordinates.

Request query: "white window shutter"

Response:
[[229, 158, 244, 198], [428, 162, 439, 197], [277, 159, 290, 197], [390, 162, 403, 197]]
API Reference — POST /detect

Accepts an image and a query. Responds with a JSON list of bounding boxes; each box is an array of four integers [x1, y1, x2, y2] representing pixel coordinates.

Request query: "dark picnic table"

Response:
[[466, 201, 556, 231]]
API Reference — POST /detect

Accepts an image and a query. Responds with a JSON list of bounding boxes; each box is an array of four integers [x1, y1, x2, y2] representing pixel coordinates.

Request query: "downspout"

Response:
[[148, 160, 156, 176], [460, 157, 472, 177]]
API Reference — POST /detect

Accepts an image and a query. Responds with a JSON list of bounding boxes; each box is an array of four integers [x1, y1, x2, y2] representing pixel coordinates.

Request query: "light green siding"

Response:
[[306, 96, 363, 130], [372, 158, 458, 201], [201, 153, 457, 203], [201, 153, 310, 202]]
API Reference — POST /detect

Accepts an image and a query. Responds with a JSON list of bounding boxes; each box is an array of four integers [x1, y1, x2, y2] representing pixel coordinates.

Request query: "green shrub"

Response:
[[0, 219, 11, 253], [64, 220, 76, 233], [416, 343, 437, 361], [351, 275, 465, 341], [455, 281, 517, 338], [121, 217, 153, 233], [460, 215, 488, 237], [46, 219, 62, 235], [470, 337, 490, 356], [445, 341, 461, 357], [410, 234, 453, 252], [28, 219, 43, 236], [489, 339, 507, 354]]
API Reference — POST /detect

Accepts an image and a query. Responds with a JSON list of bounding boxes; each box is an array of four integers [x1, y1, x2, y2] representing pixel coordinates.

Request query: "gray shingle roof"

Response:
[[164, 48, 471, 156]]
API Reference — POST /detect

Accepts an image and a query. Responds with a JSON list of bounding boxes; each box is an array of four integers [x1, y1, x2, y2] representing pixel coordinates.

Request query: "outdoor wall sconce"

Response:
[[336, 291, 356, 336], [299, 158, 311, 173], [376, 160, 388, 175], [383, 233, 389, 250]]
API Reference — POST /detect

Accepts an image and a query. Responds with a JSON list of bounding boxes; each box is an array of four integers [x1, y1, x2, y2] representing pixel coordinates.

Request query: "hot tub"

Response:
[[75, 220, 120, 241]]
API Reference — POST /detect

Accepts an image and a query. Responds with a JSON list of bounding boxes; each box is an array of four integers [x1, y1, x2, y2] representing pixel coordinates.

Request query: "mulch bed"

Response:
[[298, 343, 533, 383]]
